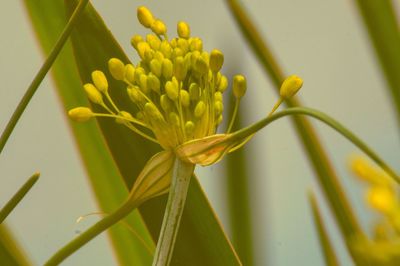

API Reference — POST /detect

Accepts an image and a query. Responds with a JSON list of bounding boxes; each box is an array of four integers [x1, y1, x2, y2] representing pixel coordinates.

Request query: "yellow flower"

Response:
[[68, 6, 303, 205]]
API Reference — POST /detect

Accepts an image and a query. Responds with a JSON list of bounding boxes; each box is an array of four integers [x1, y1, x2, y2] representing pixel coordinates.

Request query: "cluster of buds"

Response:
[[349, 156, 400, 263], [69, 6, 246, 150]]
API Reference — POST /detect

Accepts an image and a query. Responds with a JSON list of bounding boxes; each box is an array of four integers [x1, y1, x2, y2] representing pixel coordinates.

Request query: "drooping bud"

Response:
[[209, 49, 224, 72], [137, 6, 154, 28], [108, 58, 125, 81], [91, 70, 108, 93], [151, 19, 167, 36], [177, 21, 190, 39], [84, 83, 103, 105], [68, 107, 93, 122], [279, 75, 303, 99], [233, 74, 247, 99]]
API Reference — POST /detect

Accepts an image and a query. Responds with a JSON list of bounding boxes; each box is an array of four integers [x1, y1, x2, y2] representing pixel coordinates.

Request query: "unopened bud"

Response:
[[279, 75, 303, 99], [137, 6, 154, 28], [108, 58, 125, 81], [84, 83, 103, 105], [130, 35, 143, 49], [180, 90, 190, 108], [177, 21, 190, 39], [209, 49, 224, 72], [151, 19, 167, 35], [91, 70, 108, 93], [124, 64, 136, 83], [233, 75, 247, 99], [194, 101, 206, 118], [68, 107, 93, 122], [165, 80, 179, 100]]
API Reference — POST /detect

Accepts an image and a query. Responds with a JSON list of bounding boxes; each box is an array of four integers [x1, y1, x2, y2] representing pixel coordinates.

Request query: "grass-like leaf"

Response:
[[309, 192, 339, 266], [0, 224, 31, 266], [353, 0, 400, 125], [64, 0, 241, 264], [23, 0, 154, 264], [0, 173, 39, 224]]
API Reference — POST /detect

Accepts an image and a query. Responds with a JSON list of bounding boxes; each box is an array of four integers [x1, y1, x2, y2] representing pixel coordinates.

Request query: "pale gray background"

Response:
[[1, 0, 399, 265]]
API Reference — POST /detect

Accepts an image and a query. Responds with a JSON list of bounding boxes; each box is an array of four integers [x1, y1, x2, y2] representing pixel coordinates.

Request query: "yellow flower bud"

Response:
[[151, 19, 167, 36], [173, 47, 184, 58], [174, 56, 187, 81], [177, 38, 189, 54], [209, 49, 224, 72], [165, 80, 178, 100], [169, 112, 180, 126], [216, 115, 223, 125], [194, 57, 208, 75], [146, 34, 161, 50], [366, 186, 396, 214], [180, 90, 190, 108], [84, 83, 103, 105], [139, 74, 148, 94], [150, 59, 162, 77], [160, 41, 172, 58], [130, 35, 143, 49], [162, 58, 173, 79], [154, 51, 164, 61], [194, 101, 206, 118], [160, 94, 173, 112], [116, 111, 133, 124], [144, 102, 164, 122], [189, 83, 201, 101], [189, 37, 202, 52], [214, 101, 223, 116], [134, 67, 145, 84], [108, 58, 125, 81], [127, 86, 144, 103], [136, 42, 151, 60], [177, 21, 190, 39], [91, 70, 108, 93], [233, 75, 247, 99], [137, 6, 154, 28], [185, 121, 195, 135], [147, 73, 161, 94], [68, 107, 93, 122], [124, 64, 136, 83], [280, 75, 303, 99], [218, 75, 228, 92], [214, 91, 223, 102]]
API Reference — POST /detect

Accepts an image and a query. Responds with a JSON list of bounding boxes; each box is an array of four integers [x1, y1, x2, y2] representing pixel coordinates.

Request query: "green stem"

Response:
[[44, 199, 138, 266], [233, 107, 399, 183], [0, 0, 88, 154], [152, 159, 195, 266], [0, 173, 39, 224]]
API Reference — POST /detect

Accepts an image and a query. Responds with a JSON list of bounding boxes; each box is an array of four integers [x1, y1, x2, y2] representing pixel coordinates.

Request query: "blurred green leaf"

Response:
[[64, 0, 241, 265], [309, 192, 339, 266], [0, 224, 30, 266], [353, 0, 400, 126], [23, 1, 154, 265], [225, 0, 362, 243]]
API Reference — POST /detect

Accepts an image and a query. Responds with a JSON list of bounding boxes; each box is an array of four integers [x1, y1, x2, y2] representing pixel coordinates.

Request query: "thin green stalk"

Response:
[[0, 224, 31, 266], [309, 192, 340, 266], [44, 199, 138, 266], [225, 0, 361, 241], [353, 0, 400, 126], [152, 159, 195, 266], [0, 0, 88, 154], [0, 173, 39, 224], [232, 107, 399, 184]]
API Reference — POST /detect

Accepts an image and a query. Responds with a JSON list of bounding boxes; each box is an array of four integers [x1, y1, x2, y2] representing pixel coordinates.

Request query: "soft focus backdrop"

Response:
[[1, 0, 399, 265]]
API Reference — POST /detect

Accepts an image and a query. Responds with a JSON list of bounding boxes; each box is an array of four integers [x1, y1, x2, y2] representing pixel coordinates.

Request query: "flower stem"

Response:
[[44, 199, 137, 266], [152, 159, 195, 266], [0, 0, 88, 154]]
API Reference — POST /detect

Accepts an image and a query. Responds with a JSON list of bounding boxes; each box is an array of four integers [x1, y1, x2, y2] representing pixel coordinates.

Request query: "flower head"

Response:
[[68, 6, 303, 204]]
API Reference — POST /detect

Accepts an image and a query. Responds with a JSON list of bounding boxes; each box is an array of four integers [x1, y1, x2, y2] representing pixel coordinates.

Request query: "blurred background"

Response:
[[0, 0, 399, 265]]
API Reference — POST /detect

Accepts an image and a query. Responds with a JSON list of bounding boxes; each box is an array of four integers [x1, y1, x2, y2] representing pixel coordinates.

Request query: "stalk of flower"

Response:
[[54, 6, 300, 265]]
